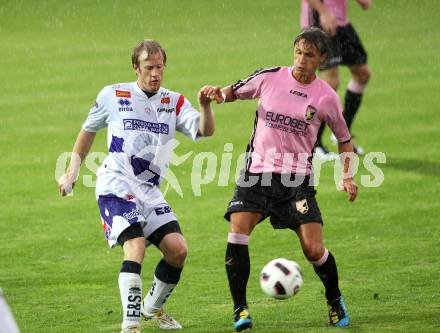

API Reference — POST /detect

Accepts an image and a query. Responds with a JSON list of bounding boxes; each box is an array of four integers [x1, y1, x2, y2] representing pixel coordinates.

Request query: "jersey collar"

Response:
[[131, 82, 162, 100]]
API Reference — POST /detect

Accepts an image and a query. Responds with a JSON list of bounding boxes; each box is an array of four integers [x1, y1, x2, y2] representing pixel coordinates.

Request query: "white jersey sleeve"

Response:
[[82, 87, 110, 132], [175, 95, 200, 140]]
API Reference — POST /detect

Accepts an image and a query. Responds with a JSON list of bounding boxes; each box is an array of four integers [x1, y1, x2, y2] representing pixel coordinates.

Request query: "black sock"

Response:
[[313, 251, 341, 301], [225, 242, 250, 310], [344, 90, 363, 130], [120, 260, 142, 274], [316, 123, 326, 146], [155, 259, 183, 284]]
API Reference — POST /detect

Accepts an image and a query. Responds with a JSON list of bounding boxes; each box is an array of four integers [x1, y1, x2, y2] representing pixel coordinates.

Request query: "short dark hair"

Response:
[[131, 39, 167, 67], [294, 27, 331, 60]]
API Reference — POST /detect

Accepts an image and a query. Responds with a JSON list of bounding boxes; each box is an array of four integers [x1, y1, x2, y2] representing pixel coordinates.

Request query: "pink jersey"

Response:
[[300, 0, 349, 29], [232, 67, 350, 175]]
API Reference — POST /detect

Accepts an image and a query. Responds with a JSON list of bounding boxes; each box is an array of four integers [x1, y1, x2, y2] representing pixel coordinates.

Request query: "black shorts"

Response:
[[321, 23, 368, 70], [117, 220, 182, 248], [224, 172, 323, 230]]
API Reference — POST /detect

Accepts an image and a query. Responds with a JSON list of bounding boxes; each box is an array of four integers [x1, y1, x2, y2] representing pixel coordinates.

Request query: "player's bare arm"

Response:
[[197, 87, 216, 136], [338, 140, 358, 202], [307, 0, 337, 36], [221, 86, 237, 103], [356, 0, 372, 10], [199, 85, 237, 104], [58, 129, 96, 196]]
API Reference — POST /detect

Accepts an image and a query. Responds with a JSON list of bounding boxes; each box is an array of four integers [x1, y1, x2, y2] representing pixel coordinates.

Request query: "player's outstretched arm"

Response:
[[58, 129, 96, 196], [197, 86, 216, 137], [199, 85, 236, 104], [197, 85, 236, 136], [337, 140, 358, 202]]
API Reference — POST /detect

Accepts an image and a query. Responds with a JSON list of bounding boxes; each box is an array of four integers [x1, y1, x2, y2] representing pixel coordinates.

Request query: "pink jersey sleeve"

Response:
[[232, 68, 278, 100], [320, 93, 351, 143]]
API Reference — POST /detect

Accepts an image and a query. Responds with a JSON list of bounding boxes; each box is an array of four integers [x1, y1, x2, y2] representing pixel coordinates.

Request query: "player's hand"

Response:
[[339, 178, 358, 202], [58, 173, 76, 196], [320, 10, 338, 36], [198, 85, 224, 105], [357, 0, 372, 10]]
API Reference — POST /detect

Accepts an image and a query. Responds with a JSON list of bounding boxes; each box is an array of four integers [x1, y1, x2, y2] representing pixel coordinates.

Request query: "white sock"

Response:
[[143, 275, 177, 314], [119, 272, 142, 329]]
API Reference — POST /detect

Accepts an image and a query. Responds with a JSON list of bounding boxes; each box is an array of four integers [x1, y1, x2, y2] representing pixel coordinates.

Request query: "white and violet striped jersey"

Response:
[[82, 82, 200, 198]]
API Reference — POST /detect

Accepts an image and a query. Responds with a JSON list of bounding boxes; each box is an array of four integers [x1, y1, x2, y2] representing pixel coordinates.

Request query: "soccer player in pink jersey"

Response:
[[300, 0, 372, 158], [201, 27, 358, 330]]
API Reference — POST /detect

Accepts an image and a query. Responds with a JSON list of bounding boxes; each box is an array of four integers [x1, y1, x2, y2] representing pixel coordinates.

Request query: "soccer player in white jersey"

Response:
[[201, 28, 358, 330], [301, 0, 372, 158], [58, 39, 216, 333]]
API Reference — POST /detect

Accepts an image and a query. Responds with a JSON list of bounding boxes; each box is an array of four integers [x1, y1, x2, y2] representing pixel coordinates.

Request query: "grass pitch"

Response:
[[1, 0, 439, 332]]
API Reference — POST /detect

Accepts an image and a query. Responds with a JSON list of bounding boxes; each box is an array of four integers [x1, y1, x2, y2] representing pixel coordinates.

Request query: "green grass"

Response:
[[1, 0, 440, 332]]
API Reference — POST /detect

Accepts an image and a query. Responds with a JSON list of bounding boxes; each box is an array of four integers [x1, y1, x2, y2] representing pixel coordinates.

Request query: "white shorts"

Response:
[[96, 177, 177, 247]]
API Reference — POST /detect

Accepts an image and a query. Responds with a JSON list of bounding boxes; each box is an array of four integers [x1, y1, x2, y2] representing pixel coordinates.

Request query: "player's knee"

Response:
[[231, 224, 251, 235], [321, 68, 340, 90], [229, 213, 259, 235], [355, 67, 371, 85], [175, 244, 188, 263], [329, 77, 340, 90], [302, 244, 325, 262], [165, 244, 188, 267]]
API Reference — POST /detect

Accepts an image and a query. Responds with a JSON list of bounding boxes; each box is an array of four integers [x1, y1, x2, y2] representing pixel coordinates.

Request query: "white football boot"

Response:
[[120, 324, 141, 333], [141, 308, 182, 330]]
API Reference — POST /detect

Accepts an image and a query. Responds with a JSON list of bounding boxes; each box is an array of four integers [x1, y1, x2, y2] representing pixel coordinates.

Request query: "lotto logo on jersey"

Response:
[[116, 90, 131, 98]]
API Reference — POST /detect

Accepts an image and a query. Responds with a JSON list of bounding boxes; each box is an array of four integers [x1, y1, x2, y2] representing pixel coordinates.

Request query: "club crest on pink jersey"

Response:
[[305, 105, 317, 121]]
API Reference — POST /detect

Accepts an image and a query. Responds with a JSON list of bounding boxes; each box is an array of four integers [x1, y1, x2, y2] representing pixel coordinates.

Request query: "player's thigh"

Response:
[[348, 63, 371, 84], [295, 222, 325, 260], [320, 67, 340, 90], [122, 236, 147, 263], [230, 211, 262, 235]]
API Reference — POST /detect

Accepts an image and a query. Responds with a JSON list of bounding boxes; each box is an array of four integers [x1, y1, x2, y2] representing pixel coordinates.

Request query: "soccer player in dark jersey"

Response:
[[301, 0, 372, 158], [201, 27, 358, 330]]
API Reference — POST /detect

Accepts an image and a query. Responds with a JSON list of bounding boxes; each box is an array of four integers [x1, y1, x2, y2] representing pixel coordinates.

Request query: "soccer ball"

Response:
[[260, 258, 303, 299]]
